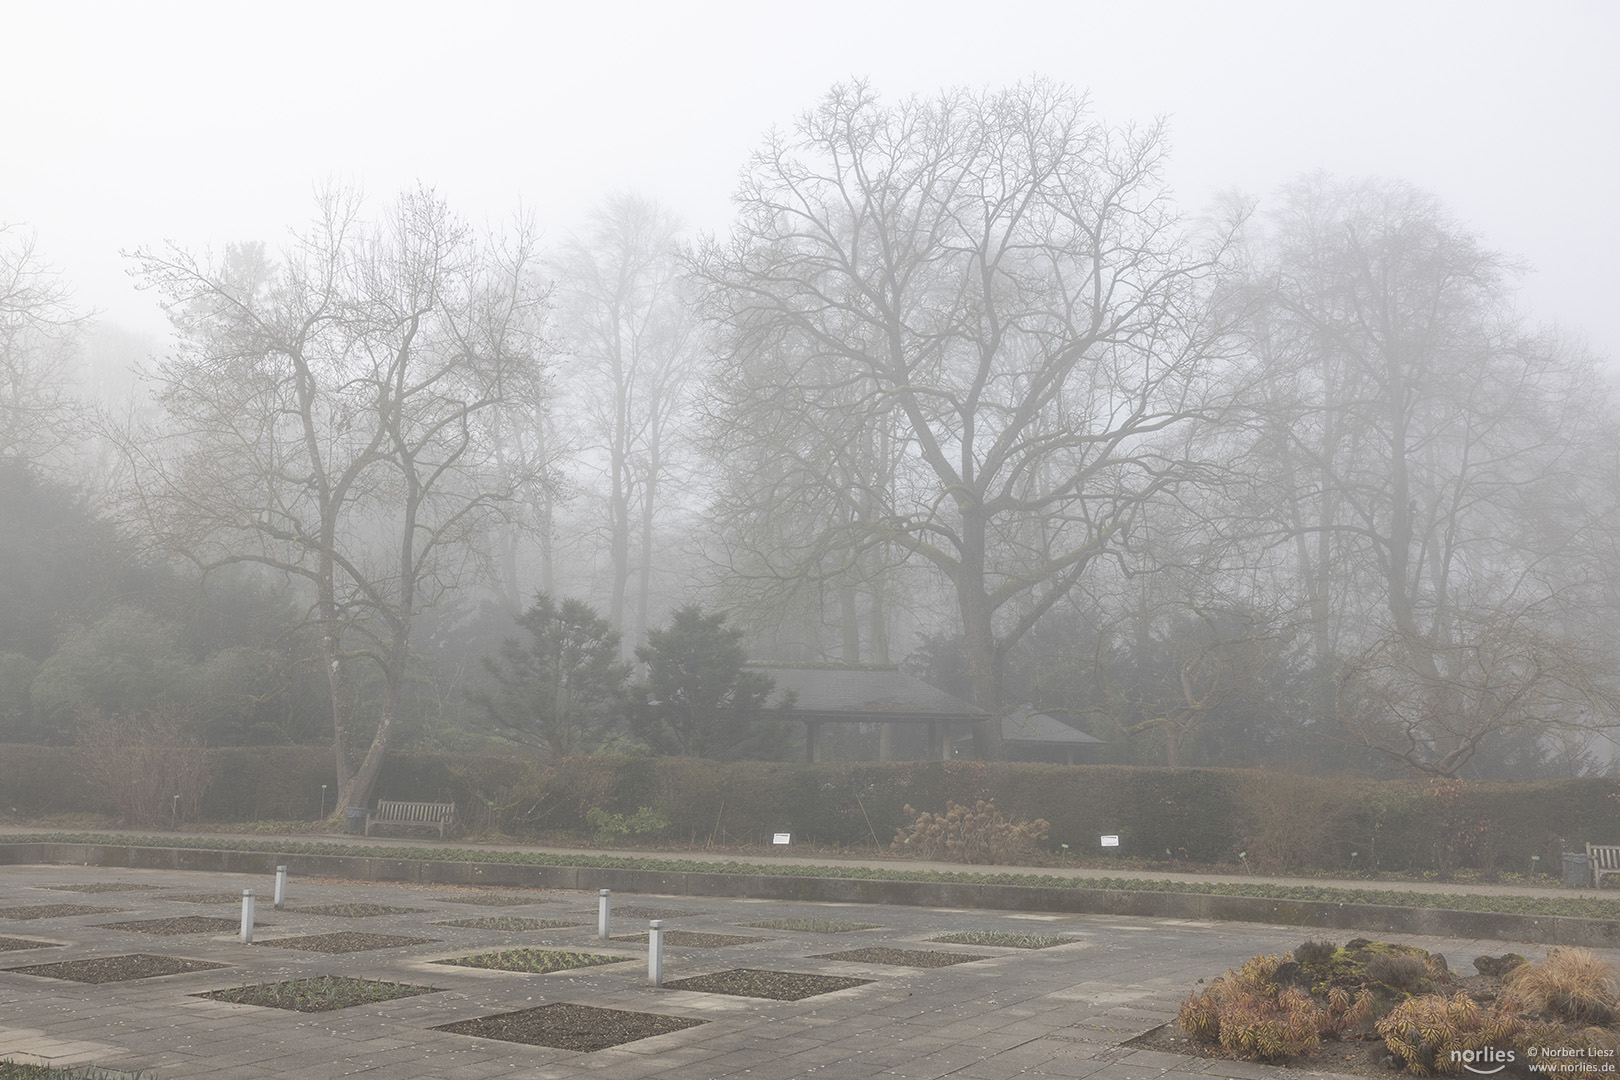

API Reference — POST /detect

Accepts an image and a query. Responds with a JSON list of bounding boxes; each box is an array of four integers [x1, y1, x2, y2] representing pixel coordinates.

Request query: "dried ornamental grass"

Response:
[[894, 800, 1049, 864], [1505, 946, 1619, 1026]]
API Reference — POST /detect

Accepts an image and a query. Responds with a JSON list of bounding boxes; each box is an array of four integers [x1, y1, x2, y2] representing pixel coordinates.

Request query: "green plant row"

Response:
[[0, 1061, 154, 1080], [11, 832, 1620, 919]]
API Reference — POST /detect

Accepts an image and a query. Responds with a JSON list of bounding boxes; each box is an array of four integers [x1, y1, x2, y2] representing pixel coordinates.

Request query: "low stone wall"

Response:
[[2, 842, 1612, 948]]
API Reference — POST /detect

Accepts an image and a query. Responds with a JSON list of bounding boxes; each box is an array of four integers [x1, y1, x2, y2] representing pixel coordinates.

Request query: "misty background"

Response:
[[3, 1, 1618, 808]]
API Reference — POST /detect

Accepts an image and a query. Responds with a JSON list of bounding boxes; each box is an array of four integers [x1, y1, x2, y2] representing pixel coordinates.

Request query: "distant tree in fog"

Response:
[[0, 225, 90, 473], [696, 80, 1235, 756], [122, 187, 551, 812]]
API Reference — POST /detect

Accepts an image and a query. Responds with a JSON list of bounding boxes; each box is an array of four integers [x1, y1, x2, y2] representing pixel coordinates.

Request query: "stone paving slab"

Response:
[[0, 862, 1605, 1079]]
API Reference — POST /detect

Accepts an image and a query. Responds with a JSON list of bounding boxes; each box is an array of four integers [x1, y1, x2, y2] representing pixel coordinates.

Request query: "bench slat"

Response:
[[367, 800, 455, 838]]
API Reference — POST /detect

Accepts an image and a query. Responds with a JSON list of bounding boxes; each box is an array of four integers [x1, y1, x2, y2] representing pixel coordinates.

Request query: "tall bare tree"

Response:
[[123, 187, 550, 810], [1236, 177, 1620, 775], [696, 81, 1232, 755], [552, 195, 693, 655], [0, 225, 91, 473]]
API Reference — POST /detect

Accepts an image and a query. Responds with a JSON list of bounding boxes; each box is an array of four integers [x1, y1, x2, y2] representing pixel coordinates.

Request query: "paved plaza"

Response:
[[0, 861, 1592, 1079]]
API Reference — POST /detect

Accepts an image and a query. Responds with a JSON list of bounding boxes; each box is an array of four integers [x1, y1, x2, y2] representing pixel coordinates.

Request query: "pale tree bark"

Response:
[[120, 187, 551, 812], [697, 81, 1233, 757]]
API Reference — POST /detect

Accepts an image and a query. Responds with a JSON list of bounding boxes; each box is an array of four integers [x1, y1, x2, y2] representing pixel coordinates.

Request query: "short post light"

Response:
[[648, 920, 664, 986], [239, 889, 255, 943], [273, 866, 287, 910], [598, 889, 611, 939]]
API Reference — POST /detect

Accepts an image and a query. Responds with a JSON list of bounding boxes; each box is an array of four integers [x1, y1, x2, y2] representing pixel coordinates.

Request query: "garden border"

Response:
[[2, 842, 1615, 947]]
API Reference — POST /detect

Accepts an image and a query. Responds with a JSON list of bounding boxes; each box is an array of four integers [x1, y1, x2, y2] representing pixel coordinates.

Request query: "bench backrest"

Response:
[[374, 800, 454, 823], [1586, 843, 1620, 870]]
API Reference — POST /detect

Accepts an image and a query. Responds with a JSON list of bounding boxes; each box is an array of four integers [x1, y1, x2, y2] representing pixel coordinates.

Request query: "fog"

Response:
[[3, 0, 1618, 801]]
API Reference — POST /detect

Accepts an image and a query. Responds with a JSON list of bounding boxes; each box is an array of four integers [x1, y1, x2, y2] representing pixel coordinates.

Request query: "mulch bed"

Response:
[[434, 1002, 705, 1052], [196, 976, 444, 1012], [432, 949, 631, 974], [662, 968, 874, 1001], [35, 883, 167, 893], [811, 947, 989, 968], [5, 954, 230, 983], [432, 917, 585, 931], [292, 903, 427, 918], [607, 906, 708, 920], [159, 892, 247, 904], [0, 905, 127, 920], [96, 916, 240, 934], [612, 931, 766, 947], [738, 918, 880, 933], [0, 937, 65, 952], [254, 932, 439, 953], [929, 931, 1077, 949], [430, 894, 553, 906]]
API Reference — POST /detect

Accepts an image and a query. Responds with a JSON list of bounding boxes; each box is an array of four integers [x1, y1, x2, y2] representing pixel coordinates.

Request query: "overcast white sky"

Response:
[[7, 0, 1618, 362]]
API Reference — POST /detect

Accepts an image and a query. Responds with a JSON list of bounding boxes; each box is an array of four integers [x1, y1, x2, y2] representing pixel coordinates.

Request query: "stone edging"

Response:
[[3, 842, 1613, 947]]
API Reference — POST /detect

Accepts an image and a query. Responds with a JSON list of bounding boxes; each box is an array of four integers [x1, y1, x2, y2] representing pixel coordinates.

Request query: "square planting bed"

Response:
[[737, 918, 879, 934], [161, 892, 247, 904], [431, 894, 552, 906], [811, 947, 989, 968], [432, 917, 585, 931], [6, 954, 230, 983], [928, 931, 1078, 949], [606, 906, 708, 920], [36, 883, 168, 893], [97, 916, 240, 935], [0, 937, 65, 952], [612, 930, 765, 947], [196, 975, 445, 1012], [662, 969, 873, 1001], [435, 1003, 704, 1051], [254, 932, 440, 953], [433, 949, 632, 974], [293, 903, 427, 918], [0, 905, 127, 920]]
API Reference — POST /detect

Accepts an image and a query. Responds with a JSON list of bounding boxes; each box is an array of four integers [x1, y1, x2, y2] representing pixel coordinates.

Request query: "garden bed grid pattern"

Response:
[[0, 864, 1591, 1080]]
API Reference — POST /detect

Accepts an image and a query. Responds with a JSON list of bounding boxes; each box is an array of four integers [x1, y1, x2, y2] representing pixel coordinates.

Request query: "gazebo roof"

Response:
[[1000, 707, 1105, 746], [752, 666, 988, 724]]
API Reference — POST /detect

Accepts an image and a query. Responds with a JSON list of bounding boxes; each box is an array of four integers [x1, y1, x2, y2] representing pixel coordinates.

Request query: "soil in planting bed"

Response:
[[612, 931, 766, 947], [930, 931, 1077, 949], [433, 948, 631, 974], [35, 883, 167, 893], [293, 903, 427, 918], [160, 892, 247, 904], [812, 947, 990, 968], [738, 918, 880, 934], [430, 894, 553, 906], [432, 917, 585, 931], [197, 975, 445, 1012], [97, 916, 241, 934], [254, 932, 439, 953], [0, 904, 127, 920], [662, 968, 874, 1001], [6, 953, 230, 983], [607, 906, 708, 920], [0, 937, 65, 951], [435, 1002, 705, 1052]]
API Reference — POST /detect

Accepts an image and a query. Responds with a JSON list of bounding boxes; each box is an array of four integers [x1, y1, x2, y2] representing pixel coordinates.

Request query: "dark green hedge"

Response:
[[4, 745, 1617, 874]]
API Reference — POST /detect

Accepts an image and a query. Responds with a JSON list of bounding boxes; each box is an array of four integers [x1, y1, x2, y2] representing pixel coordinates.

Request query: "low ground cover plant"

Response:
[[432, 948, 628, 974], [197, 976, 442, 1012], [928, 931, 1076, 949]]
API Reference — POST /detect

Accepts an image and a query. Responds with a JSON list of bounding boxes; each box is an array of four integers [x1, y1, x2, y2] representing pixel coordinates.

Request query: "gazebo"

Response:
[[752, 666, 988, 762], [995, 707, 1106, 764]]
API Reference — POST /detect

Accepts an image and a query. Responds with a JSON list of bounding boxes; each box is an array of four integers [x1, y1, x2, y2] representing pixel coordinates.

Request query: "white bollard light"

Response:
[[648, 920, 664, 987], [598, 889, 611, 939], [273, 866, 287, 910], [240, 889, 255, 943]]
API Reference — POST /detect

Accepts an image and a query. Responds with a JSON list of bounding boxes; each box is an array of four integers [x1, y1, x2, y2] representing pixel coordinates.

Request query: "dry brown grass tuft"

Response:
[[1506, 947, 1619, 1026]]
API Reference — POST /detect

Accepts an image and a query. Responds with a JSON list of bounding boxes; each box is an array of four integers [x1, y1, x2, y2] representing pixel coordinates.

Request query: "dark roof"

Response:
[[1000, 707, 1105, 746], [753, 666, 988, 723]]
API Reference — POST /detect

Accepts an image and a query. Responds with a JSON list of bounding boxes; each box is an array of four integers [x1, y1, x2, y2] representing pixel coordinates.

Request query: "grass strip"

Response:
[[9, 832, 1620, 920], [0, 1064, 155, 1079]]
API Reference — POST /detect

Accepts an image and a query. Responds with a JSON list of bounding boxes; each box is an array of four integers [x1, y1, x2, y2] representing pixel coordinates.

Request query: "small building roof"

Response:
[[752, 666, 988, 724], [1000, 707, 1105, 746]]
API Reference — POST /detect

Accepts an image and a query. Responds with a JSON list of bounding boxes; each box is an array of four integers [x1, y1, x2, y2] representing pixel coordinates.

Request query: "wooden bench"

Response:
[[1586, 843, 1620, 888], [366, 800, 455, 839]]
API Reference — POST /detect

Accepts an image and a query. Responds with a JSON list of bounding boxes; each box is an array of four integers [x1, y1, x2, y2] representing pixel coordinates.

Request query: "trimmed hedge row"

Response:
[[3, 745, 1617, 874]]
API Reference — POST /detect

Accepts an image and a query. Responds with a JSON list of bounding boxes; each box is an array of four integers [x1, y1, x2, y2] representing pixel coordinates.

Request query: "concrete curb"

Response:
[[4, 842, 1613, 947]]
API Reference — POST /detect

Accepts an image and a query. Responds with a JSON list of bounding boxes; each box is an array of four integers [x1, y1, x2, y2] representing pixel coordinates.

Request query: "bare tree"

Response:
[[551, 195, 694, 655], [1236, 177, 1620, 776], [0, 225, 91, 472], [122, 187, 550, 811], [696, 81, 1232, 755]]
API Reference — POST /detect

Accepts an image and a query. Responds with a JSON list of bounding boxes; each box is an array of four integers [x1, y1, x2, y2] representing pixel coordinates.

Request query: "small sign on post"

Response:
[[648, 920, 664, 986], [239, 889, 255, 944], [1100, 834, 1120, 848], [598, 889, 611, 939], [772, 833, 791, 845]]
